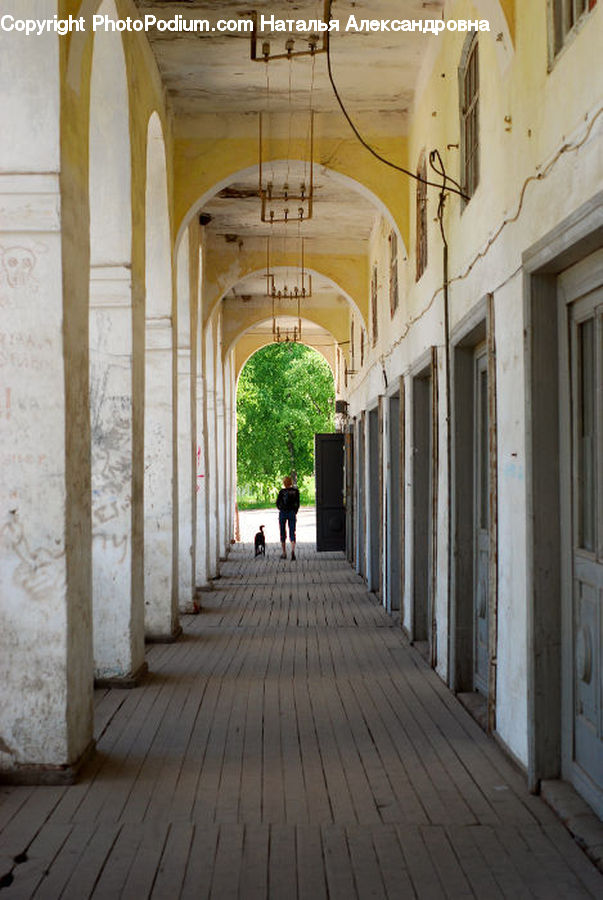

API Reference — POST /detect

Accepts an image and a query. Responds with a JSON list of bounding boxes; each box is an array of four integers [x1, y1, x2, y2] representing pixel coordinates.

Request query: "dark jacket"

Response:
[[276, 486, 300, 514]]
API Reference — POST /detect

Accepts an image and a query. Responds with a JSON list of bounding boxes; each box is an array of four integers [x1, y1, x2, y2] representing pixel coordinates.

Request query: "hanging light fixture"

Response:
[[256, 5, 318, 226], [250, 1, 330, 63], [265, 235, 312, 301], [266, 235, 307, 343], [258, 111, 314, 223]]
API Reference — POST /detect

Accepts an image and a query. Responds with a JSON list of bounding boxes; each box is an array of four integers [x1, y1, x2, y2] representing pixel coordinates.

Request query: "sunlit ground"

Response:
[[237, 505, 316, 545]]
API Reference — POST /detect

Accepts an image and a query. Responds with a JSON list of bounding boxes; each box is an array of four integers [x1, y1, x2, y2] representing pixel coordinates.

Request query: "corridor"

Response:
[[0, 543, 601, 899]]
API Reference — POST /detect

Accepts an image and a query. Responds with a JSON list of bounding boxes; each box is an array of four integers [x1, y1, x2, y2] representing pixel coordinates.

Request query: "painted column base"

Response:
[[0, 740, 96, 787], [180, 597, 201, 614], [94, 661, 148, 690], [145, 625, 183, 644]]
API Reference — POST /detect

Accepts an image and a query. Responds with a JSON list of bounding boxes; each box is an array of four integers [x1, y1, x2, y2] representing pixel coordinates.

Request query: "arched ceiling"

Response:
[[200, 161, 380, 255], [134, 0, 446, 357], [134, 0, 444, 128], [232, 316, 338, 380], [221, 269, 352, 358]]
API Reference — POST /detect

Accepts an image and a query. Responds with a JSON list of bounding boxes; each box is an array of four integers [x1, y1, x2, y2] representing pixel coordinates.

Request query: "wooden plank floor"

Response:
[[1, 543, 601, 898]]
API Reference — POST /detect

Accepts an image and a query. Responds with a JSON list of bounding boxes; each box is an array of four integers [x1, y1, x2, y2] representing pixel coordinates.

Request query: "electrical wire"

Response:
[[325, 0, 469, 201], [347, 104, 603, 389], [304, 52, 316, 187]]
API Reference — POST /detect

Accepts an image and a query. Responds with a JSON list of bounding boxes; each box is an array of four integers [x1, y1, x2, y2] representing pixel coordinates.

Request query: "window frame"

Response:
[[459, 33, 480, 205], [371, 264, 379, 346], [548, 0, 597, 67]]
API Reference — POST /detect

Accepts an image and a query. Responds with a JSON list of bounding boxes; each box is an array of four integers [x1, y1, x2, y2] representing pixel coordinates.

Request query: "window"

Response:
[[460, 35, 479, 201], [360, 327, 365, 367], [416, 153, 428, 280], [371, 265, 378, 346], [389, 231, 399, 316], [350, 319, 355, 370], [551, 0, 597, 57]]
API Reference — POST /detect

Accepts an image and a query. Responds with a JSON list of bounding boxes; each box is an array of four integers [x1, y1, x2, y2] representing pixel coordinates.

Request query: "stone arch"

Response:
[[224, 301, 348, 359], [176, 161, 406, 258], [205, 256, 368, 330], [232, 319, 337, 382], [217, 265, 362, 322]]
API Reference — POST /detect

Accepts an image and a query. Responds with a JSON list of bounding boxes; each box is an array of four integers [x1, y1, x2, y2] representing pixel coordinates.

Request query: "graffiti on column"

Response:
[[90, 360, 132, 565], [196, 444, 205, 493], [0, 243, 46, 307], [0, 511, 65, 602]]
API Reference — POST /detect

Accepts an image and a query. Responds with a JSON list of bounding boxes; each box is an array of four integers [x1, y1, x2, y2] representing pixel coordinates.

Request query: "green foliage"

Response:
[[238, 476, 315, 510], [237, 343, 335, 504]]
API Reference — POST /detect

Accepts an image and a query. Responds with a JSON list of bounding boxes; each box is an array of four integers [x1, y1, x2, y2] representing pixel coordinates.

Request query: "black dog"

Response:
[[254, 525, 265, 557]]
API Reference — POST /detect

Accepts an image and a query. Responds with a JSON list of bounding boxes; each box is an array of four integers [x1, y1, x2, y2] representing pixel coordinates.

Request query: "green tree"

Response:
[[237, 343, 335, 504]]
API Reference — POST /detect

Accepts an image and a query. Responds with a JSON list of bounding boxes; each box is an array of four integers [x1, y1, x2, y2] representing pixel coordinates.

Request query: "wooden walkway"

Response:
[[1, 544, 602, 898]]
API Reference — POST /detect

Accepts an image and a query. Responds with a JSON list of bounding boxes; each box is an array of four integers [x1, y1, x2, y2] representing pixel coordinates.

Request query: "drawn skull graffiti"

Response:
[[1, 247, 36, 288]]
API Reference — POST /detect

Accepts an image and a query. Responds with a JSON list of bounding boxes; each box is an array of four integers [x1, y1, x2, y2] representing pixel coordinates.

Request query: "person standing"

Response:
[[276, 476, 300, 560]]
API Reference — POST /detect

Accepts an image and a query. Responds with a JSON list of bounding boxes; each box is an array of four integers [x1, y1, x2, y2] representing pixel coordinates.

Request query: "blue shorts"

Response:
[[279, 510, 297, 542]]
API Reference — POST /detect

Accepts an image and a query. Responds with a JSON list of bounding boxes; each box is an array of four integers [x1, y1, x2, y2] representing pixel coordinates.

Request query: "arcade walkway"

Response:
[[0, 544, 601, 899]]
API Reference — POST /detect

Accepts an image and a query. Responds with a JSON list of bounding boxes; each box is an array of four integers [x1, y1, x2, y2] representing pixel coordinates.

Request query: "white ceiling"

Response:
[[135, 0, 444, 120], [136, 0, 442, 308]]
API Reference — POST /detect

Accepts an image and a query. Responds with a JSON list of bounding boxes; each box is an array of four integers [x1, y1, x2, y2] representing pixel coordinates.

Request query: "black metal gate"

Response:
[[315, 433, 346, 551]]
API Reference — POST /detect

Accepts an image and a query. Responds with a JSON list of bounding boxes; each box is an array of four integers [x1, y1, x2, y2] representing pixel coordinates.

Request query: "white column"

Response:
[[195, 374, 210, 588], [205, 324, 220, 577], [206, 377, 219, 577], [216, 368, 227, 560], [178, 347, 195, 611], [89, 267, 145, 684], [0, 173, 94, 779], [225, 355, 236, 544], [144, 316, 179, 639]]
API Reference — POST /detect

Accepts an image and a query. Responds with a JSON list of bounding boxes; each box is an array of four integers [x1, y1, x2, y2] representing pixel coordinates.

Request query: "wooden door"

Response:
[[345, 429, 355, 564], [357, 415, 366, 574], [473, 349, 489, 695], [412, 370, 432, 644], [315, 433, 346, 551], [568, 288, 603, 805], [387, 394, 402, 613], [368, 408, 381, 592]]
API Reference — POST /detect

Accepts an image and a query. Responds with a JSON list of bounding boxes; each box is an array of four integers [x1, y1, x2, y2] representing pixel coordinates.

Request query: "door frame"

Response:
[[315, 432, 346, 552], [356, 412, 366, 577], [523, 191, 603, 793], [385, 379, 405, 619], [345, 425, 355, 565], [410, 349, 438, 660], [449, 296, 499, 730], [558, 251, 603, 815], [367, 399, 383, 594]]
